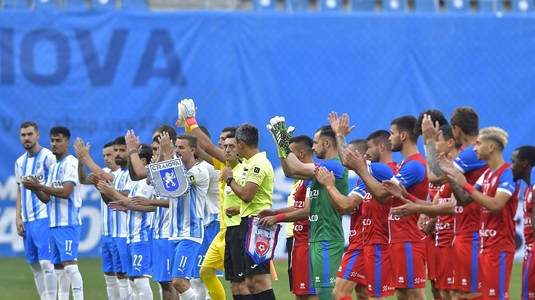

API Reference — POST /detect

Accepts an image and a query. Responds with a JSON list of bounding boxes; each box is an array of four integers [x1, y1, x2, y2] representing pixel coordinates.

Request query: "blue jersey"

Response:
[[454, 145, 487, 173], [47, 155, 82, 227], [169, 162, 209, 243], [126, 180, 154, 243], [201, 161, 220, 226], [111, 168, 131, 238], [15, 147, 56, 222], [152, 196, 170, 239], [101, 167, 114, 236]]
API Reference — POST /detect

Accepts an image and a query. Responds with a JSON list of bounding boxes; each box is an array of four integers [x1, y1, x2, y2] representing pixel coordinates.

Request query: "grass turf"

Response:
[[0, 257, 523, 299]]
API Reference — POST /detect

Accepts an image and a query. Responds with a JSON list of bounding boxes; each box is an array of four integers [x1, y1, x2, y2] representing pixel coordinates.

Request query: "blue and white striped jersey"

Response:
[[125, 180, 154, 244], [169, 162, 209, 243], [152, 196, 170, 240], [15, 148, 56, 222], [100, 167, 114, 236], [46, 155, 82, 227], [200, 161, 220, 227], [111, 168, 131, 238]]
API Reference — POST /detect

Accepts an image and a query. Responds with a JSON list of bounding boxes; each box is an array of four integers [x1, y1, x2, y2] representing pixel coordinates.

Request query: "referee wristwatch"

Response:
[[225, 177, 234, 186]]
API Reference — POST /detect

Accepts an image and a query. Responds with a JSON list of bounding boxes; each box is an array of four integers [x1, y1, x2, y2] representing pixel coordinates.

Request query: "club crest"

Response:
[[148, 158, 189, 197], [245, 217, 281, 264]]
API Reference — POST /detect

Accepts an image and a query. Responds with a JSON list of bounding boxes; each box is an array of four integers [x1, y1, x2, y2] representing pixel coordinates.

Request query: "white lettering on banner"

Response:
[[79, 206, 101, 252], [0, 207, 24, 251]]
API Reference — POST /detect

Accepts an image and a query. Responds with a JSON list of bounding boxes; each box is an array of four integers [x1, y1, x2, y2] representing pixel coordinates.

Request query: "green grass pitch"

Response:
[[0, 257, 523, 299]]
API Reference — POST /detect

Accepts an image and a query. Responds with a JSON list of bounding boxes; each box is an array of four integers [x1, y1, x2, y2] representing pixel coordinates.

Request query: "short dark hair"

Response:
[[439, 125, 461, 149], [450, 106, 479, 136], [414, 109, 448, 136], [225, 132, 236, 139], [235, 123, 259, 147], [222, 127, 237, 135], [138, 144, 153, 162], [289, 135, 313, 155], [349, 139, 368, 154], [20, 121, 38, 131], [316, 125, 336, 146], [199, 126, 211, 139], [177, 133, 198, 149], [114, 136, 126, 146], [391, 115, 418, 142], [366, 130, 391, 151], [151, 135, 160, 144], [154, 125, 177, 144], [103, 141, 115, 149], [50, 126, 70, 139], [515, 145, 535, 166]]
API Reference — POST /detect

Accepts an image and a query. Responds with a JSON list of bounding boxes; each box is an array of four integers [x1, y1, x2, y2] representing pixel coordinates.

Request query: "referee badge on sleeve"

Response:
[[245, 216, 281, 264], [148, 158, 189, 197]]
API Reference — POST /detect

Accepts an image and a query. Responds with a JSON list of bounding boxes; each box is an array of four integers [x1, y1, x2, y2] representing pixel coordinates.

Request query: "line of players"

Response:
[[257, 106, 535, 300]]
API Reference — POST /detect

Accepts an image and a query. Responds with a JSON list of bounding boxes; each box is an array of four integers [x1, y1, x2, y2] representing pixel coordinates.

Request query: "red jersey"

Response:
[[389, 154, 429, 243], [347, 204, 364, 251], [524, 185, 533, 250], [293, 180, 310, 246], [435, 183, 455, 247], [476, 163, 520, 253], [361, 162, 396, 246], [428, 183, 441, 201]]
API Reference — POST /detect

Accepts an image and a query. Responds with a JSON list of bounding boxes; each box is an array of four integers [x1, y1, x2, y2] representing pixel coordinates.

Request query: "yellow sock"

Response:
[[200, 267, 225, 300]]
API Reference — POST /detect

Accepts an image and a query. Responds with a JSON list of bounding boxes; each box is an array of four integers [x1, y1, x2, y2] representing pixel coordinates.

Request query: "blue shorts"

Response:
[[127, 242, 152, 278], [152, 238, 172, 282], [50, 226, 80, 264], [194, 221, 220, 278], [170, 239, 201, 279], [101, 235, 120, 273], [113, 237, 129, 274], [24, 218, 52, 264]]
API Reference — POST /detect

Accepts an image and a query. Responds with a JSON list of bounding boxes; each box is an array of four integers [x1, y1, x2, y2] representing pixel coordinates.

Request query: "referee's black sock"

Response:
[[242, 294, 253, 300], [232, 295, 243, 300], [252, 289, 276, 300]]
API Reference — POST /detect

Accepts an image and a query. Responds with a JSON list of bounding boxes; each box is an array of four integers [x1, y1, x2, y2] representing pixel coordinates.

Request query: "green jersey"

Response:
[[309, 156, 348, 243]]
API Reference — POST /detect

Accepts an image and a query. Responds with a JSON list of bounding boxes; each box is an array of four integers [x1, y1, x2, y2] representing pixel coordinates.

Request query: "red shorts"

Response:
[[363, 244, 395, 297], [522, 250, 535, 300], [389, 241, 426, 289], [291, 243, 315, 295], [435, 246, 454, 290], [452, 233, 480, 293], [426, 236, 437, 281], [337, 246, 366, 285], [479, 251, 513, 299]]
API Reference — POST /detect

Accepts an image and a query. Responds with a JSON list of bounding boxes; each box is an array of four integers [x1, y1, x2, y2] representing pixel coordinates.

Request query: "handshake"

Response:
[[267, 116, 295, 159], [176, 98, 197, 128]]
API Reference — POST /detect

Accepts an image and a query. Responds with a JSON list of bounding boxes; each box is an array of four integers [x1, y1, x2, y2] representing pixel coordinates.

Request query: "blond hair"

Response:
[[479, 126, 508, 150]]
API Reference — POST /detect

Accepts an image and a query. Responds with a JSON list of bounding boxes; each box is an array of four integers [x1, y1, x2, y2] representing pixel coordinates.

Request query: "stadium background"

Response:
[[0, 1, 533, 264]]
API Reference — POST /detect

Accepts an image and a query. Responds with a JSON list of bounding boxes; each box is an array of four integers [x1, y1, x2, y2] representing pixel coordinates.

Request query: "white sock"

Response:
[[65, 265, 84, 300], [30, 262, 46, 299], [118, 278, 129, 300], [129, 279, 139, 300], [134, 278, 153, 300], [105, 275, 120, 300], [40, 260, 57, 300], [180, 287, 197, 300], [190, 278, 206, 300], [56, 269, 71, 300], [158, 284, 163, 300]]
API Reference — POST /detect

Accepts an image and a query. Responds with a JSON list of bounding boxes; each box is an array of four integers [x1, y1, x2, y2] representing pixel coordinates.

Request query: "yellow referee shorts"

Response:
[[201, 228, 226, 271]]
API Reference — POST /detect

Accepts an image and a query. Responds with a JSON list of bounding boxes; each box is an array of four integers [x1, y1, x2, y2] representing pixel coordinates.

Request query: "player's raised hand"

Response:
[[86, 173, 100, 185], [266, 116, 294, 158], [96, 180, 115, 197], [158, 131, 173, 159], [314, 167, 335, 188], [73, 138, 90, 160], [337, 114, 355, 137], [125, 130, 140, 153], [437, 152, 455, 175], [421, 114, 440, 145], [445, 166, 468, 187], [178, 98, 197, 128], [328, 111, 340, 135], [341, 147, 366, 172]]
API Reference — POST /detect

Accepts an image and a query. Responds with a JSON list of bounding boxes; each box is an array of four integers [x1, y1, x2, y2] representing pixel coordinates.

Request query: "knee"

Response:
[[199, 266, 215, 279]]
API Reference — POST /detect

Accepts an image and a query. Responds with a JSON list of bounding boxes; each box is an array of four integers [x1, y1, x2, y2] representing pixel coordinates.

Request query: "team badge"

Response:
[[245, 217, 281, 264], [148, 158, 189, 197]]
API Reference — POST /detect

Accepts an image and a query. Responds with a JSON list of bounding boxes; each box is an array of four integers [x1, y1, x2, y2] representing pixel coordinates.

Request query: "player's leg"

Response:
[[479, 251, 513, 299], [333, 246, 365, 300], [193, 221, 219, 299], [170, 239, 202, 299], [291, 243, 317, 300], [59, 226, 83, 300], [27, 219, 57, 300], [102, 235, 119, 300], [310, 240, 344, 300], [452, 233, 481, 299], [127, 242, 153, 300], [522, 250, 535, 300], [201, 229, 226, 300], [390, 241, 426, 300], [153, 238, 175, 300], [363, 244, 394, 300], [114, 236, 130, 300], [50, 228, 70, 300]]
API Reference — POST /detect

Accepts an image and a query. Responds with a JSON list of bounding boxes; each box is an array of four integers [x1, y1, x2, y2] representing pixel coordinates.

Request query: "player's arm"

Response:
[[131, 196, 170, 208], [227, 181, 259, 204], [15, 185, 25, 237], [74, 138, 114, 182], [259, 196, 310, 226], [421, 116, 447, 185], [279, 153, 315, 180], [316, 166, 362, 214], [391, 191, 454, 218], [190, 126, 226, 164]]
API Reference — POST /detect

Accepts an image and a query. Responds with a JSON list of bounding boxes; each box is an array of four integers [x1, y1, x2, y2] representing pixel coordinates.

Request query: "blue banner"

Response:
[[0, 11, 533, 257]]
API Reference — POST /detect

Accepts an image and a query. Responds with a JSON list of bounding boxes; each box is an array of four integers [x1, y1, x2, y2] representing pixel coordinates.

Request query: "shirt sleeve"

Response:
[[496, 169, 517, 196], [454, 146, 487, 174], [349, 178, 366, 198], [318, 159, 345, 179], [14, 161, 20, 184], [188, 164, 210, 186], [392, 160, 426, 188], [370, 162, 395, 182], [63, 158, 79, 185], [134, 181, 154, 198], [474, 170, 486, 189]]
